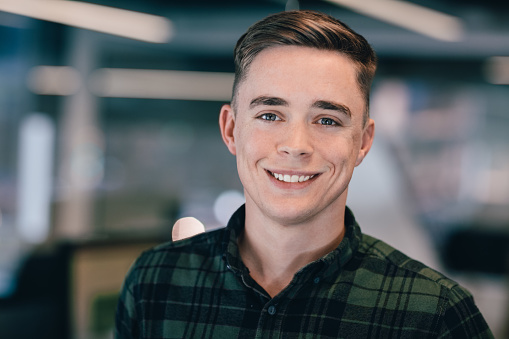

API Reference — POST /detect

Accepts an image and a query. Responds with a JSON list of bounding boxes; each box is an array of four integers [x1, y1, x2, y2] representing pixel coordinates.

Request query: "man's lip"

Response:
[[265, 169, 320, 177]]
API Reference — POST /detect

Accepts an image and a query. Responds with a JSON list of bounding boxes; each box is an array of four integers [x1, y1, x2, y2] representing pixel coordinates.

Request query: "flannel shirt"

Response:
[[116, 205, 493, 338]]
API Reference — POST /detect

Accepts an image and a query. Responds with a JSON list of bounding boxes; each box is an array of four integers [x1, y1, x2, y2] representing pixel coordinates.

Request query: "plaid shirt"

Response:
[[116, 205, 493, 338]]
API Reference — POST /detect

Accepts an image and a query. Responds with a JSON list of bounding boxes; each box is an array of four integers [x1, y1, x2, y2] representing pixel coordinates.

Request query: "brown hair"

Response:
[[232, 10, 377, 119]]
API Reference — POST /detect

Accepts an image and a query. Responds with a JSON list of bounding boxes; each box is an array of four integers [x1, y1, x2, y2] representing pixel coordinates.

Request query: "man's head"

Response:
[[220, 10, 376, 226], [232, 10, 377, 121]]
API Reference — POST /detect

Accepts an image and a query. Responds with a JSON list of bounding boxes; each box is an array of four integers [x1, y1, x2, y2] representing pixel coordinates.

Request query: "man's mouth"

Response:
[[267, 170, 318, 183]]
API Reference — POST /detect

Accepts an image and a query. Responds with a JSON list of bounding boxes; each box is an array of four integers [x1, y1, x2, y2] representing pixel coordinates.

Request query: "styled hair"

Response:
[[232, 10, 377, 119]]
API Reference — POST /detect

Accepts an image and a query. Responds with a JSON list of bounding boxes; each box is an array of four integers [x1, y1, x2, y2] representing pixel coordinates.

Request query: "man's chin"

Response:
[[263, 205, 319, 227]]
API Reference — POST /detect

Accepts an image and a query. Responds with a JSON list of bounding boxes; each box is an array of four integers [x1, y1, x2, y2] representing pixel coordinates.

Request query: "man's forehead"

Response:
[[234, 46, 364, 114], [241, 46, 358, 86]]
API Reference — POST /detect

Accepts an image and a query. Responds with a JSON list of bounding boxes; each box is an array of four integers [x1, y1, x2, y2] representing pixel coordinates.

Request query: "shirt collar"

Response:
[[221, 204, 249, 277], [222, 204, 362, 280]]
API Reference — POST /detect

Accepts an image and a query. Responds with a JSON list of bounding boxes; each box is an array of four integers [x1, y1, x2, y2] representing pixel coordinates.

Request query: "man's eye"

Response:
[[318, 118, 338, 126], [259, 113, 280, 121]]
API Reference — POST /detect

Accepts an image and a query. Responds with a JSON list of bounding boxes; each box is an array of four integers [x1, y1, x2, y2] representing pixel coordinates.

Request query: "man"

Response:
[[116, 10, 493, 338]]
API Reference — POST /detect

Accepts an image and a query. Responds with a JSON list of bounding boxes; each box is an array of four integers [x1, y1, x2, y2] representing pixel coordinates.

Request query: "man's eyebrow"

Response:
[[249, 96, 289, 109], [312, 100, 351, 117]]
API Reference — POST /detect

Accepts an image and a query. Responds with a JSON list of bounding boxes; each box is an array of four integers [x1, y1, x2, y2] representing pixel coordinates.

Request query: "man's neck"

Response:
[[238, 202, 346, 298]]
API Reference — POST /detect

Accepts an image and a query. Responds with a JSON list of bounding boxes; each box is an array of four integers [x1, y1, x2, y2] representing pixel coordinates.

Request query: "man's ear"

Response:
[[219, 104, 237, 155], [355, 118, 375, 167]]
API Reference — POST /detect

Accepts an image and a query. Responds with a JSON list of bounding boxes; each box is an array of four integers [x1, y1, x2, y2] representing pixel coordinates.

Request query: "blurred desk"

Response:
[[0, 236, 163, 339]]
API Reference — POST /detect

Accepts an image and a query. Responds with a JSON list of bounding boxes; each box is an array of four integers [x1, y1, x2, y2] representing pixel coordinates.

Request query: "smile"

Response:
[[268, 171, 317, 183]]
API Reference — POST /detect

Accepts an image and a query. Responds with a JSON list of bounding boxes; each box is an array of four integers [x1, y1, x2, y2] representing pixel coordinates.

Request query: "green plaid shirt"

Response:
[[116, 205, 493, 338]]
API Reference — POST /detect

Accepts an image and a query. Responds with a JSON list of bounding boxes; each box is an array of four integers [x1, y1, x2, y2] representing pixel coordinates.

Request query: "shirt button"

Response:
[[314, 277, 320, 284], [268, 305, 276, 315]]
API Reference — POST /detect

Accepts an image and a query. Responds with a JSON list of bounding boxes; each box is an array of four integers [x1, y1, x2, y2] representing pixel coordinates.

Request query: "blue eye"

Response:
[[260, 113, 280, 121], [318, 118, 338, 126]]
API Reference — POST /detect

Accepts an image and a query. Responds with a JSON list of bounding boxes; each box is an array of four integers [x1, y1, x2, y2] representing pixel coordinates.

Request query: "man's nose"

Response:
[[277, 122, 313, 157]]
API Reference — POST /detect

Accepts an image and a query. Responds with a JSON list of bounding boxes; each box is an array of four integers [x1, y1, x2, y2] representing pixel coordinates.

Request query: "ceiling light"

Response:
[[0, 0, 172, 43], [324, 0, 464, 42], [27, 66, 82, 95], [89, 68, 234, 101]]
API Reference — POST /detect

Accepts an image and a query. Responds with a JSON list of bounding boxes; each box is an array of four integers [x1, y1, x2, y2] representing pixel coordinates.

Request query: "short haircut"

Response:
[[232, 10, 377, 120]]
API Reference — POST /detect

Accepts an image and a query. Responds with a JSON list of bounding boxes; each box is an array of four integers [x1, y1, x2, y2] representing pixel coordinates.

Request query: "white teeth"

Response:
[[299, 176, 310, 182], [272, 172, 314, 183]]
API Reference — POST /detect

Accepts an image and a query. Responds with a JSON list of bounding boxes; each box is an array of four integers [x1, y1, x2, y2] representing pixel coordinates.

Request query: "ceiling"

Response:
[[76, 0, 509, 60]]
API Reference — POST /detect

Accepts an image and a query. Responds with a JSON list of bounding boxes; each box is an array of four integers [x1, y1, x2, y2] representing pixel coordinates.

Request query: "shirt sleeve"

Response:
[[437, 284, 494, 338], [115, 262, 140, 339]]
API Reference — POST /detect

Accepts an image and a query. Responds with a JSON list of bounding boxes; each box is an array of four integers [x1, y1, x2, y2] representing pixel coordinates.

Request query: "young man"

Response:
[[116, 10, 493, 338]]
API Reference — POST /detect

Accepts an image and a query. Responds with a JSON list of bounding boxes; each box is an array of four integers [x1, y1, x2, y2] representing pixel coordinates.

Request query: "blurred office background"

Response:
[[1, 0, 509, 338]]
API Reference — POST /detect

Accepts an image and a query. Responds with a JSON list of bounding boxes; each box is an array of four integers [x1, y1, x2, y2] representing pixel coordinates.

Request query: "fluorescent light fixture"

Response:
[[89, 68, 234, 101], [324, 0, 464, 42], [27, 66, 82, 95], [0, 0, 172, 43], [484, 56, 509, 85], [17, 114, 55, 244]]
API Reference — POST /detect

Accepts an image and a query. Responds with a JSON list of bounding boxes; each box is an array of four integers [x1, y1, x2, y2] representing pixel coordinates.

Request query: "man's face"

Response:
[[220, 46, 374, 226]]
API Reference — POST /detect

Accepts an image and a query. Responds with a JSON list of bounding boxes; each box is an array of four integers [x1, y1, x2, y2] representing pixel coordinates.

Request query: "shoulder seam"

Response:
[[361, 237, 459, 291]]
